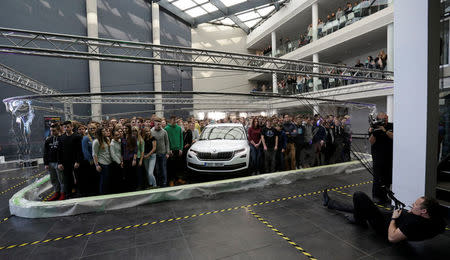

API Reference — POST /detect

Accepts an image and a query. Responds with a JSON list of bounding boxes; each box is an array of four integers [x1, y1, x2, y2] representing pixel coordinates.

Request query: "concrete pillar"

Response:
[[393, 0, 440, 205], [386, 95, 393, 122], [152, 3, 163, 117], [313, 52, 320, 114], [313, 53, 320, 91], [312, 2, 319, 42], [86, 0, 102, 121], [386, 23, 394, 71], [271, 31, 278, 93]]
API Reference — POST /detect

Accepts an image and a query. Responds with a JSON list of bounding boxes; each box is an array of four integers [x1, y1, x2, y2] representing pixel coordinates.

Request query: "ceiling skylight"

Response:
[[257, 5, 275, 17], [186, 6, 208, 17], [222, 0, 247, 7], [237, 11, 260, 22], [161, 0, 286, 32], [172, 0, 197, 11], [244, 18, 262, 28], [202, 3, 219, 12]]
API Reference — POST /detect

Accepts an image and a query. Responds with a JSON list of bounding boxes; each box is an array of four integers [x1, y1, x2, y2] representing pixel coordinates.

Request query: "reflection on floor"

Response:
[[0, 167, 449, 259]]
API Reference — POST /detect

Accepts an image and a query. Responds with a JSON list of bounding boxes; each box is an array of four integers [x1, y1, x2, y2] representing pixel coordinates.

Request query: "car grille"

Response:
[[188, 162, 247, 171], [196, 151, 234, 161]]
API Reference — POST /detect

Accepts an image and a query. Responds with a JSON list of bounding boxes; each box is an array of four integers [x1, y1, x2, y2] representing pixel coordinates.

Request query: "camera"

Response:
[[368, 114, 385, 129]]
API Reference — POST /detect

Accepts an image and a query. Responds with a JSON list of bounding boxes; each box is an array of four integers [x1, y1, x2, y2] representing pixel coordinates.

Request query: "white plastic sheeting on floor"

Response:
[[10, 160, 367, 218]]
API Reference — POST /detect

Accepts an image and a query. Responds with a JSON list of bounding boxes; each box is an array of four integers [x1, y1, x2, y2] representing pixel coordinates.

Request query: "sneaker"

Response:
[[169, 180, 175, 187], [47, 192, 60, 201], [58, 192, 66, 200]]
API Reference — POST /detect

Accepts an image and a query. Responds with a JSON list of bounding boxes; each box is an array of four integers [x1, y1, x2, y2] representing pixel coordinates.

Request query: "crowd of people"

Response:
[[256, 1, 389, 58], [246, 114, 352, 174], [254, 49, 388, 94], [43, 113, 352, 200]]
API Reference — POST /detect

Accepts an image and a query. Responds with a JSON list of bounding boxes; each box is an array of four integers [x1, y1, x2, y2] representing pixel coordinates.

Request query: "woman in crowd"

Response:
[[110, 129, 123, 193], [122, 124, 137, 192], [190, 122, 200, 143], [248, 118, 263, 174], [93, 127, 112, 195], [134, 126, 146, 190], [142, 127, 157, 188]]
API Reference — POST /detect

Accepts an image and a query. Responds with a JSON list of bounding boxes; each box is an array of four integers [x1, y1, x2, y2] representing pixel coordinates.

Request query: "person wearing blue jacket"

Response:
[[80, 123, 98, 195]]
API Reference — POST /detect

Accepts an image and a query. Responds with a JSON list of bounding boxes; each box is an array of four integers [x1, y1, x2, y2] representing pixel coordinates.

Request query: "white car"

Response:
[[187, 123, 250, 174]]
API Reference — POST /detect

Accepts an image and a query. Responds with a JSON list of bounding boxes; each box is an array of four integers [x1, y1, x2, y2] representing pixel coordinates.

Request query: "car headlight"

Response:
[[190, 149, 198, 155], [234, 148, 246, 156], [234, 148, 246, 153]]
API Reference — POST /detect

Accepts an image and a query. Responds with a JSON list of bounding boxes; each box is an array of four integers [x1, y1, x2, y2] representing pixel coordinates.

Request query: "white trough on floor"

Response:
[[10, 160, 369, 218]]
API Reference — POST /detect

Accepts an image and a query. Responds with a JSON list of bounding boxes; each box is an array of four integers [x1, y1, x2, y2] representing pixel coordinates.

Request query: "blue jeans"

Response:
[[250, 145, 262, 172], [99, 163, 110, 195], [155, 154, 167, 187], [144, 154, 157, 187], [48, 162, 64, 193]]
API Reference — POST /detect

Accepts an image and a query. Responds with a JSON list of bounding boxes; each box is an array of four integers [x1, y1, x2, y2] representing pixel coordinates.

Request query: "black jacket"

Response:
[[44, 135, 60, 165], [57, 133, 83, 164]]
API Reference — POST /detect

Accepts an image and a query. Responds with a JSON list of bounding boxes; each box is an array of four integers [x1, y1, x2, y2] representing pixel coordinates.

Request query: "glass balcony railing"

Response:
[[273, 0, 393, 58]]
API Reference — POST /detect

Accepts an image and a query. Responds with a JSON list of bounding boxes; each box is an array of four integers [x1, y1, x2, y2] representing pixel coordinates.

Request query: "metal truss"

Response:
[[0, 27, 393, 83], [0, 63, 60, 95]]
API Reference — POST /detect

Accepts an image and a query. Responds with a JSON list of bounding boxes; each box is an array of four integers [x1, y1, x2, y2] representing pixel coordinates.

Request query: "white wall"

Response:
[[192, 24, 252, 93]]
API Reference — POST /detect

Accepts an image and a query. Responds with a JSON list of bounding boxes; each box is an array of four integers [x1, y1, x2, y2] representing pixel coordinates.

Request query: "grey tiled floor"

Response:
[[0, 168, 448, 259]]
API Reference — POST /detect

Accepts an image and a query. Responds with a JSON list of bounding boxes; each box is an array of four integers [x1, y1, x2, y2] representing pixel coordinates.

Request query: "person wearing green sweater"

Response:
[[165, 115, 184, 186]]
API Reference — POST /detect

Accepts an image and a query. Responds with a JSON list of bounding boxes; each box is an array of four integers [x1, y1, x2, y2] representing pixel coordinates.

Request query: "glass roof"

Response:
[[165, 0, 285, 32]]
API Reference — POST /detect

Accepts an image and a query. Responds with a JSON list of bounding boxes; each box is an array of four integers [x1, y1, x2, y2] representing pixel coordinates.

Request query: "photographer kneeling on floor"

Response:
[[322, 190, 447, 243]]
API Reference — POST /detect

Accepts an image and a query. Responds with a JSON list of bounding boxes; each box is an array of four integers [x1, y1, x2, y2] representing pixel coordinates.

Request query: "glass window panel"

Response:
[[221, 0, 246, 8], [186, 6, 208, 17], [221, 17, 236, 25], [173, 0, 197, 10], [257, 5, 275, 16], [244, 18, 262, 28], [237, 11, 260, 21], [194, 0, 208, 4], [202, 3, 219, 12]]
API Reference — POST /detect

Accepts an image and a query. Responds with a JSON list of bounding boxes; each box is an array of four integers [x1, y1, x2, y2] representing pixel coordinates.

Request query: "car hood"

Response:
[[190, 139, 248, 152]]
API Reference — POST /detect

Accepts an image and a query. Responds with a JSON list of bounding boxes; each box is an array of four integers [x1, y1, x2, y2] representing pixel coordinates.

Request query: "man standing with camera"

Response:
[[369, 112, 393, 204]]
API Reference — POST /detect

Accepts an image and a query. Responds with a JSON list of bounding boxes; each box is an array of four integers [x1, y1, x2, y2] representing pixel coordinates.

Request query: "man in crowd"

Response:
[[165, 115, 184, 186], [151, 118, 170, 187], [312, 117, 327, 166], [44, 123, 64, 201], [57, 121, 83, 200], [369, 112, 393, 204], [283, 114, 297, 170], [294, 116, 305, 169], [261, 119, 278, 173]]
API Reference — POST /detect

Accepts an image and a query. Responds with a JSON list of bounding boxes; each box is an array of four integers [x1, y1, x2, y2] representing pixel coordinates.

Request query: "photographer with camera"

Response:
[[368, 112, 393, 205]]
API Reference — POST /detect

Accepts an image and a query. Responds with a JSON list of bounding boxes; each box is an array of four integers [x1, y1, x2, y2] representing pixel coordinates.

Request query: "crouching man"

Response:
[[323, 190, 447, 243]]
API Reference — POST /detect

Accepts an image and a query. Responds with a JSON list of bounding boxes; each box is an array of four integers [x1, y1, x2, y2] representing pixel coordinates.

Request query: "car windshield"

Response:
[[200, 126, 246, 140]]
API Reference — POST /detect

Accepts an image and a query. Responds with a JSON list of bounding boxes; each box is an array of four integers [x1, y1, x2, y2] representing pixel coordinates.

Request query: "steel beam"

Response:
[[0, 27, 394, 83]]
